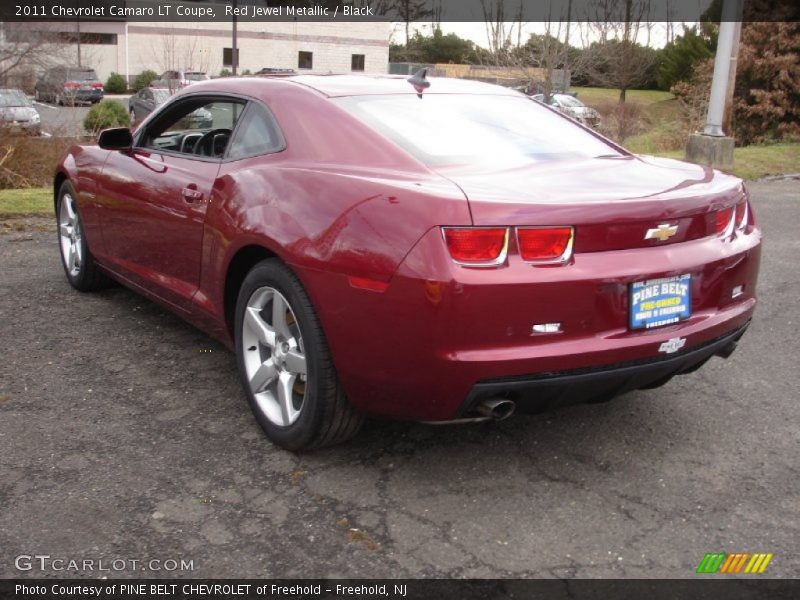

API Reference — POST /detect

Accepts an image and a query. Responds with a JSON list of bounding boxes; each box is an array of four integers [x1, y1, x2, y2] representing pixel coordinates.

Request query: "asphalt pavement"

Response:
[[0, 180, 797, 578], [33, 95, 129, 137]]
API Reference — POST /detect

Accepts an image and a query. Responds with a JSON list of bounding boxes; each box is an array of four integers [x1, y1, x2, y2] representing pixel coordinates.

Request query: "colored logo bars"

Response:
[[696, 552, 773, 574]]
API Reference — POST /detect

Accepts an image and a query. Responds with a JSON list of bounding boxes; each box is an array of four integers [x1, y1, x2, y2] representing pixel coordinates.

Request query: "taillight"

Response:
[[91, 82, 104, 90], [735, 200, 748, 232], [443, 227, 508, 266], [715, 207, 734, 237], [63, 81, 79, 90], [517, 227, 574, 263]]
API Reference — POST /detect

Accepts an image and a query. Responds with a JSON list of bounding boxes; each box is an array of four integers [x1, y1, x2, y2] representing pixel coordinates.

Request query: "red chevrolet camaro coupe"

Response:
[[54, 74, 761, 450]]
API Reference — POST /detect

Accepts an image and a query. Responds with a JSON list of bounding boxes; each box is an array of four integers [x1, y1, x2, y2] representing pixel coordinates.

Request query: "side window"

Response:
[[141, 98, 246, 158], [226, 102, 285, 160], [351, 54, 365, 72], [298, 51, 313, 70]]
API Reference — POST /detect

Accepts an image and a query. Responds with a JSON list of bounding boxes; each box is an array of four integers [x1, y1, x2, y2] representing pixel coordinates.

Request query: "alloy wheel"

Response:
[[241, 286, 308, 427], [59, 192, 82, 277]]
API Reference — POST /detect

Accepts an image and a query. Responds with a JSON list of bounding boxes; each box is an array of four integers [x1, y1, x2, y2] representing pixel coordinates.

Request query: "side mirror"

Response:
[[97, 127, 133, 152]]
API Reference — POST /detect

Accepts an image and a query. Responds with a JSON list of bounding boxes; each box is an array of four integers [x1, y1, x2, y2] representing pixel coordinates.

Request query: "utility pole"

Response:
[[562, 0, 572, 92], [723, 18, 743, 134], [232, 0, 238, 75], [684, 0, 741, 170], [703, 7, 739, 136], [75, 0, 82, 67]]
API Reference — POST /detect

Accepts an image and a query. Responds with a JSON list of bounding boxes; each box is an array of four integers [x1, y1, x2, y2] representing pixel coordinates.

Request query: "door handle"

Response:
[[181, 186, 204, 202]]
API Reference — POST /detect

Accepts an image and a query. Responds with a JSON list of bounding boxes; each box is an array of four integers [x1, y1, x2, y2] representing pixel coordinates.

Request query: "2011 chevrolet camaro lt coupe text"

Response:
[[54, 75, 761, 450]]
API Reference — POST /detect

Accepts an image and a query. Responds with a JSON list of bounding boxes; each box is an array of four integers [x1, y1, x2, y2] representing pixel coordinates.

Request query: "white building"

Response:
[[2, 19, 391, 86]]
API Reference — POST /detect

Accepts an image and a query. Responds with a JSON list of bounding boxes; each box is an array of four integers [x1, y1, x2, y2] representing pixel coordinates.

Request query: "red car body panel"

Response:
[[55, 75, 761, 422]]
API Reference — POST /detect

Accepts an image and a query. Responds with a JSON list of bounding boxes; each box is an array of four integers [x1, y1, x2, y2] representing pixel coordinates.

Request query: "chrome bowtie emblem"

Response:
[[645, 223, 679, 242], [659, 337, 686, 354]]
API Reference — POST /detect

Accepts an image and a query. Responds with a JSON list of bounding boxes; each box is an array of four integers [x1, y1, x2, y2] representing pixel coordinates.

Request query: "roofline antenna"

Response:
[[407, 67, 431, 98]]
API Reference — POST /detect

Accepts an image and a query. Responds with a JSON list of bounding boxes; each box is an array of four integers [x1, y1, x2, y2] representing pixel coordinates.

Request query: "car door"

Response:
[[44, 68, 61, 102], [96, 95, 246, 313], [130, 90, 142, 118], [133, 89, 154, 120], [141, 89, 156, 117], [34, 74, 45, 101]]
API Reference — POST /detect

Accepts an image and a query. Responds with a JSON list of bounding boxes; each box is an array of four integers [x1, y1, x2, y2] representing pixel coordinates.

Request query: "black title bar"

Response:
[[1, 0, 799, 23], [3, 579, 800, 600]]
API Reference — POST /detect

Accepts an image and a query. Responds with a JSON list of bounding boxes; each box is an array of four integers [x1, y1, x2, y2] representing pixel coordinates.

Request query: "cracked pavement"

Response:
[[0, 180, 798, 578]]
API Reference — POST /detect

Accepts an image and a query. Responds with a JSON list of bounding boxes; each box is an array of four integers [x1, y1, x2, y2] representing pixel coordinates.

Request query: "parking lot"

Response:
[[0, 180, 797, 578], [33, 96, 129, 137], [32, 100, 87, 137]]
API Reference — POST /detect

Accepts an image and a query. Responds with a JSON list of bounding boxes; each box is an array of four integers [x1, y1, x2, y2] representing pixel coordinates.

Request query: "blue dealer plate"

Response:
[[630, 274, 692, 330]]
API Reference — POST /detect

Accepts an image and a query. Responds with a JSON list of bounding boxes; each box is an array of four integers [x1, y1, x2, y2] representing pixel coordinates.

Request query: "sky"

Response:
[[392, 21, 687, 50]]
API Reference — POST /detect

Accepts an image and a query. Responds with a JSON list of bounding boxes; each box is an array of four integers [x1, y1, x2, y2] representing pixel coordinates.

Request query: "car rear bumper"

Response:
[[459, 321, 749, 416], [300, 223, 761, 422], [1, 122, 40, 134], [66, 89, 103, 102]]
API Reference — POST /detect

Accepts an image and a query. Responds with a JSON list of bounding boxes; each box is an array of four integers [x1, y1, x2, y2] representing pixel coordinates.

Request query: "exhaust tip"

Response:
[[475, 398, 516, 421]]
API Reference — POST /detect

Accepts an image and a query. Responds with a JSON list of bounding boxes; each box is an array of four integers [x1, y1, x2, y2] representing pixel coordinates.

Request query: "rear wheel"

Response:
[[57, 181, 108, 291], [234, 259, 363, 451]]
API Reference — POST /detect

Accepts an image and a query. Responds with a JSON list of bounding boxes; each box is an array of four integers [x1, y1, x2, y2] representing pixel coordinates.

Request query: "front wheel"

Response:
[[234, 259, 363, 451], [57, 181, 108, 291]]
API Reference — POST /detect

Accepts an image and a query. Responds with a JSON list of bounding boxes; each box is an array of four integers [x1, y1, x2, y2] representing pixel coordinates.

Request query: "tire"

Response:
[[56, 181, 108, 292], [34, 90, 40, 102], [234, 259, 363, 451]]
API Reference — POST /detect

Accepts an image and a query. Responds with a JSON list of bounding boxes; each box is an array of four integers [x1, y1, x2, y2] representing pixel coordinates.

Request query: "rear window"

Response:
[[152, 89, 171, 103], [185, 72, 208, 81], [67, 69, 98, 81], [0, 90, 31, 106], [556, 95, 584, 107], [335, 94, 620, 169]]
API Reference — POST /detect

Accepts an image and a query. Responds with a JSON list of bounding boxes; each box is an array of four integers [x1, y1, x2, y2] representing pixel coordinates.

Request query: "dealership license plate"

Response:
[[630, 274, 692, 330]]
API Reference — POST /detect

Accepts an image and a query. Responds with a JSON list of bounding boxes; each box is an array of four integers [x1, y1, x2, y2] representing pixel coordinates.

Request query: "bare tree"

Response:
[[478, 0, 525, 62], [391, 0, 434, 47], [429, 0, 444, 30], [575, 0, 658, 103], [151, 28, 213, 86], [0, 23, 62, 88]]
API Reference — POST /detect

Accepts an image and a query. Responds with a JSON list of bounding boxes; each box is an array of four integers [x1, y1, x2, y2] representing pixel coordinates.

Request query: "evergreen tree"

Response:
[[656, 26, 715, 91]]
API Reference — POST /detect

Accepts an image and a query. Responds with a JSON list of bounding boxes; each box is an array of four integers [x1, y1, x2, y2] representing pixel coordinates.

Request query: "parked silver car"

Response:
[[128, 87, 212, 128], [0, 89, 41, 135], [152, 70, 210, 91], [533, 93, 601, 127]]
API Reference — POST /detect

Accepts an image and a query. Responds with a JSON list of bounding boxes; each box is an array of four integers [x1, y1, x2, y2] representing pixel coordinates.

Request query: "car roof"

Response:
[[169, 75, 525, 104], [286, 74, 522, 97]]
